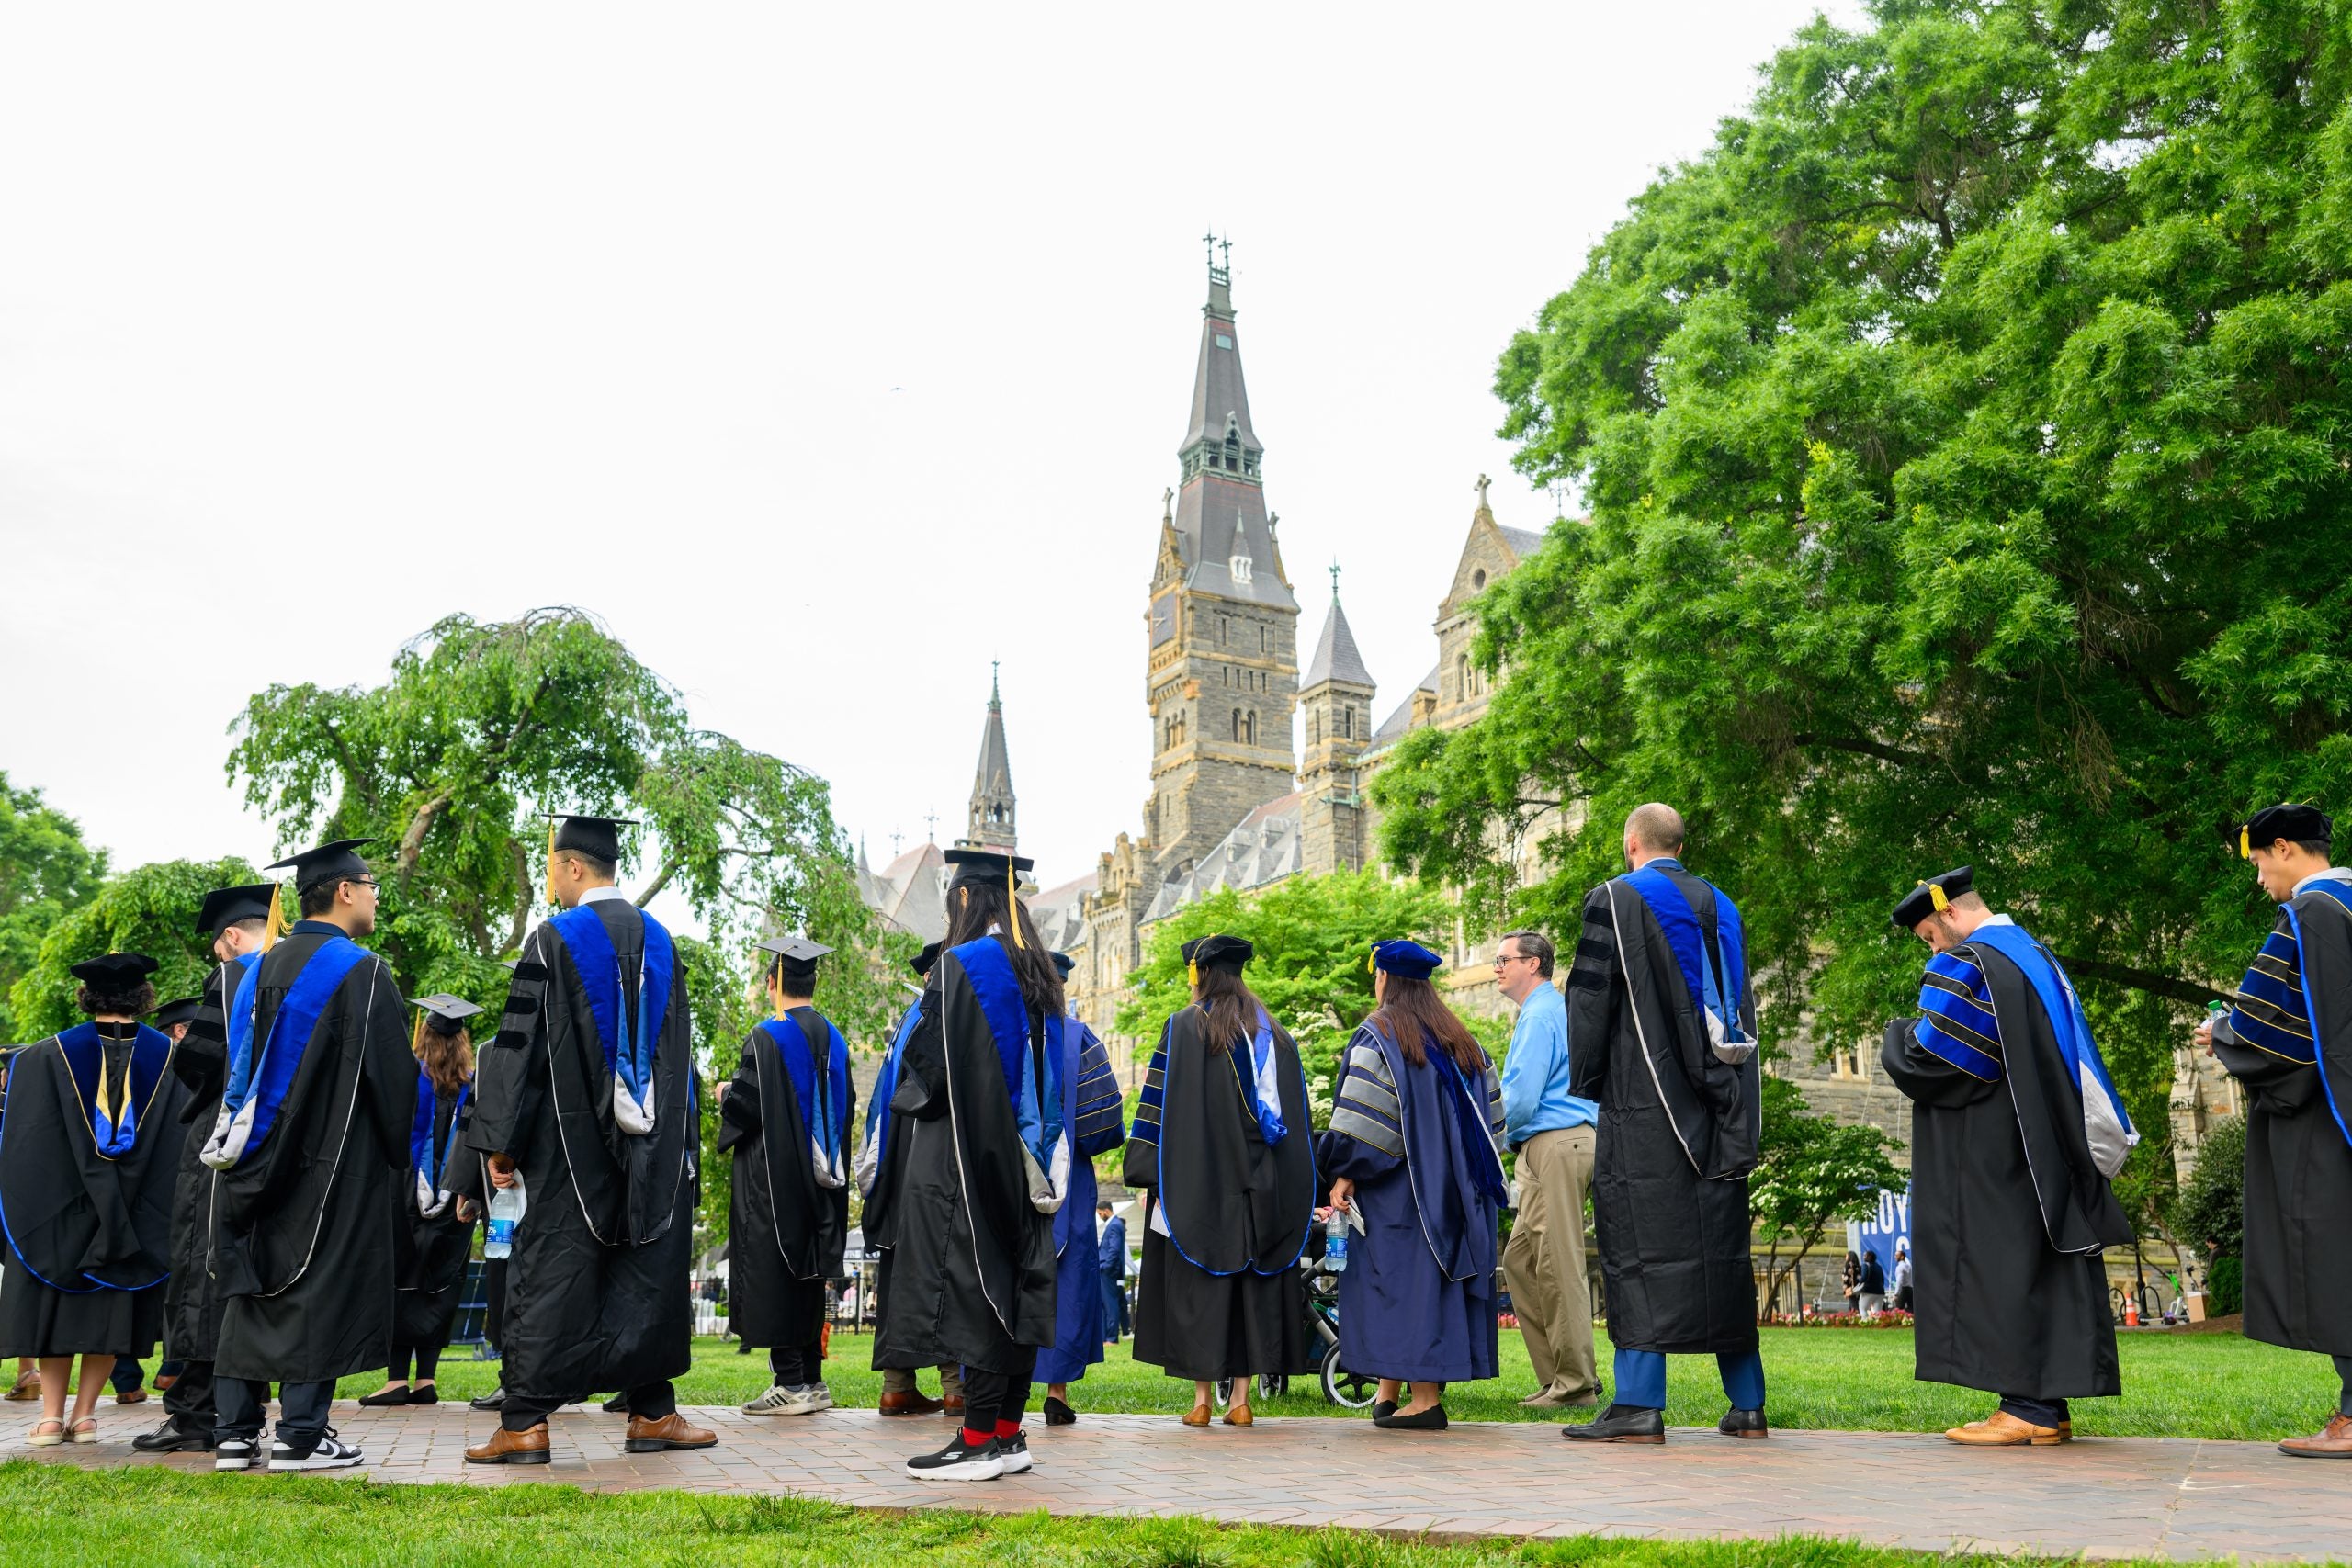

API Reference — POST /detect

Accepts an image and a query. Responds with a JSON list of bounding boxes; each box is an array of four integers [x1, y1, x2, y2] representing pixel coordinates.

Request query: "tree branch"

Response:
[[2053, 953, 2233, 1009], [1788, 732, 1940, 769], [503, 838, 534, 956], [397, 792, 453, 879], [635, 857, 682, 908]]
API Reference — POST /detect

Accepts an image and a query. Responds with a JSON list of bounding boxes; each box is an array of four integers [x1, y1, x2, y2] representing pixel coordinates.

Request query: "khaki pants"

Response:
[[880, 1364, 964, 1400], [1503, 1125, 1599, 1401]]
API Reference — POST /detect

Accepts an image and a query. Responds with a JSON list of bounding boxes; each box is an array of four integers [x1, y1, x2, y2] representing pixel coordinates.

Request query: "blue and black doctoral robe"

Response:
[[2211, 872, 2352, 1358], [203, 922, 416, 1384], [1882, 918, 2133, 1400], [1320, 1021, 1508, 1383], [469, 897, 698, 1404], [0, 1021, 188, 1359], [718, 1006, 856, 1348], [161, 953, 254, 1364], [393, 1069, 481, 1353], [1566, 858, 1761, 1356], [1034, 1013, 1126, 1384], [870, 936, 1059, 1375], [1124, 1004, 1317, 1381]]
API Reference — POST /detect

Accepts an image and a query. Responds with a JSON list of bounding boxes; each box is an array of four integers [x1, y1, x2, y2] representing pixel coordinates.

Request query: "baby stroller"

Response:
[[1213, 1251, 1377, 1409]]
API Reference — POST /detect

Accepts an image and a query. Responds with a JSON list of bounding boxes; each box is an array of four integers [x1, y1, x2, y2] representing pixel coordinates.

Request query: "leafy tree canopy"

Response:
[[1377, 1, 2352, 1138], [1751, 1075, 1907, 1313], [11, 858, 263, 1039], [227, 607, 906, 1066], [0, 772, 108, 1041]]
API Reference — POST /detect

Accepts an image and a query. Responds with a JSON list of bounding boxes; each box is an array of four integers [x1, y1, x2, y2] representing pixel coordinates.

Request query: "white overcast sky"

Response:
[[1, 2, 1861, 903]]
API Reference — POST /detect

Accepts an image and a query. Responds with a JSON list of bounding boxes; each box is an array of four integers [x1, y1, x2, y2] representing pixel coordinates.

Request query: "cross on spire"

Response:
[[1329, 558, 1341, 604], [1476, 473, 1492, 510], [923, 811, 938, 843], [991, 659, 1001, 704], [1204, 230, 1230, 288], [888, 829, 903, 858]]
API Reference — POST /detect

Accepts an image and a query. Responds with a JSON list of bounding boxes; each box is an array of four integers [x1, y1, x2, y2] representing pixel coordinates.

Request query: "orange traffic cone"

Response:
[[2124, 1292, 2140, 1327]]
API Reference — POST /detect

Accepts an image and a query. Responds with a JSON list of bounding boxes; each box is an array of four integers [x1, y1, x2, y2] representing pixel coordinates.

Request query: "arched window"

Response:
[[1232, 708, 1245, 741], [1457, 653, 1470, 698], [1340, 706, 1351, 740], [1244, 711, 1256, 745]]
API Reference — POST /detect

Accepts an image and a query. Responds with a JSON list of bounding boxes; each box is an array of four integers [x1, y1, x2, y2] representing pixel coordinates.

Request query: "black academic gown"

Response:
[[0, 1024, 188, 1359], [718, 1009, 854, 1348], [1882, 942, 2129, 1401], [870, 937, 1057, 1377], [393, 1077, 482, 1352], [1566, 867, 1761, 1356], [212, 928, 416, 1385], [161, 960, 239, 1363], [1124, 1006, 1316, 1382], [468, 897, 697, 1404], [2213, 887, 2352, 1358]]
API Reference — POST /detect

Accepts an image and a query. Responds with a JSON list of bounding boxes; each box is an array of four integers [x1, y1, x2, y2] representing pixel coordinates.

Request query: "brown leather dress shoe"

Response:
[[1181, 1404, 1212, 1427], [1944, 1410, 2065, 1446], [1222, 1406, 1253, 1427], [941, 1394, 965, 1418], [2279, 1413, 2352, 1458], [625, 1412, 718, 1453], [465, 1423, 551, 1465], [877, 1389, 944, 1417]]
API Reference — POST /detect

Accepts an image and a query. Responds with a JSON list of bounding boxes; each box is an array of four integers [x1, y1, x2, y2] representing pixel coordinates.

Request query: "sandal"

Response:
[[4, 1370, 40, 1403], [28, 1418, 65, 1448], [71, 1416, 99, 1444]]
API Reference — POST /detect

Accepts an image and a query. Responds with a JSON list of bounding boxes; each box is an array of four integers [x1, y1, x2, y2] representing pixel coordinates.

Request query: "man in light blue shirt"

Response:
[[1497, 930, 1601, 1409]]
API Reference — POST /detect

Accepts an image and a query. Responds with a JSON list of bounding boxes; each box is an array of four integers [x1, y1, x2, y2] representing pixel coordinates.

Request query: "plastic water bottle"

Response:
[[1324, 1208, 1350, 1273], [485, 1179, 524, 1259]]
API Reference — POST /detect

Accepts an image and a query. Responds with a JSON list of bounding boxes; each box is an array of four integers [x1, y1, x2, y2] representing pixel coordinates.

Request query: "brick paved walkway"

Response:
[[26, 1403, 2351, 1562]]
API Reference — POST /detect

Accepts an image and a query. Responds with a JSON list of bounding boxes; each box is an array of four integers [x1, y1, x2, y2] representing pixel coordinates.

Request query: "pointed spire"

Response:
[[960, 671, 1017, 852], [1303, 580, 1374, 691], [1167, 237, 1295, 609]]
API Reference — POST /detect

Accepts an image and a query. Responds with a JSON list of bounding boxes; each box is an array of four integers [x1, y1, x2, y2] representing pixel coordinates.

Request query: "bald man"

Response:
[[1561, 805, 1768, 1444]]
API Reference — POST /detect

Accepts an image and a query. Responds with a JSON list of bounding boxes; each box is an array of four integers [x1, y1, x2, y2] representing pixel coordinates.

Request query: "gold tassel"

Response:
[[411, 1012, 427, 1062], [1366, 949, 1376, 973], [544, 822, 559, 907], [1928, 883, 1949, 913], [1008, 861, 1024, 948], [2240, 826, 2253, 861], [1187, 960, 1199, 989], [262, 885, 287, 952]]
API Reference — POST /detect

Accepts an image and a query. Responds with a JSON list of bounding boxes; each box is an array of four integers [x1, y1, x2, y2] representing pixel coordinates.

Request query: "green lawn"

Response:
[[334, 1325, 2338, 1444], [0, 1461, 2273, 1568]]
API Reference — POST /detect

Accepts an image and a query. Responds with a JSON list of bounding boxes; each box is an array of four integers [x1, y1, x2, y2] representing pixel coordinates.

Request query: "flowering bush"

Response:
[[1759, 1310, 1915, 1329]]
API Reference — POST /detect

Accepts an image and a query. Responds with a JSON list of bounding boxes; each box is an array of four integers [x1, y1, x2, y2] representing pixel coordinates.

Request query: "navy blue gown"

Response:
[[1319, 1021, 1507, 1384], [1033, 1015, 1126, 1385]]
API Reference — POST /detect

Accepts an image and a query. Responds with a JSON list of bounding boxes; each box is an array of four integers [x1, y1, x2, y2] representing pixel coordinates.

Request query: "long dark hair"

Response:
[[944, 877, 1064, 1018], [415, 1024, 475, 1095], [1369, 973, 1483, 1074], [1193, 964, 1265, 1055]]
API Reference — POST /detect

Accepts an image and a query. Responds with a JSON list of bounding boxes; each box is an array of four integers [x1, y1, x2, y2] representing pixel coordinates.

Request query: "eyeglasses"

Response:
[[1493, 952, 1533, 968], [348, 877, 380, 892]]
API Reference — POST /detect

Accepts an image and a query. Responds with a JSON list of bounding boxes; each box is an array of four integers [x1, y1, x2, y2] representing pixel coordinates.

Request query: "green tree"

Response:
[[0, 773, 108, 1041], [1377, 2, 2352, 1154], [1750, 1076, 1907, 1315], [11, 857, 264, 1039], [225, 607, 906, 1087], [1114, 870, 1464, 1101], [2171, 1114, 2247, 1260]]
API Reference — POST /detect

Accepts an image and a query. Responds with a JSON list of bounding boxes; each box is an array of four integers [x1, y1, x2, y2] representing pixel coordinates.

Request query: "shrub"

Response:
[[2171, 1116, 2245, 1258]]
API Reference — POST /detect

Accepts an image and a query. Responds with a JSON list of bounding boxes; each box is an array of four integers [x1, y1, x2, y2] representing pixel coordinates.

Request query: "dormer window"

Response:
[[1230, 553, 1253, 583]]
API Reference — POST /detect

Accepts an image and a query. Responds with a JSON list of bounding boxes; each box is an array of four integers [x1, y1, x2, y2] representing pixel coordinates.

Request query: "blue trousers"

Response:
[[1613, 1348, 1765, 1411]]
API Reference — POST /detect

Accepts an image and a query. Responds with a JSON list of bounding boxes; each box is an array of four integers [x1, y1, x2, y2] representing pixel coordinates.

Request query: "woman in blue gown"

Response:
[[1320, 940, 1509, 1431], [1031, 953, 1127, 1424]]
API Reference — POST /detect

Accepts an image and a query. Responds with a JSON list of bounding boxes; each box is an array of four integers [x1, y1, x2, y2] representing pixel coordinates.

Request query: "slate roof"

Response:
[[1498, 524, 1547, 559], [1302, 594, 1374, 690], [1180, 279, 1261, 457], [1368, 664, 1441, 750], [857, 841, 948, 942], [1029, 871, 1098, 956], [1144, 792, 1303, 923]]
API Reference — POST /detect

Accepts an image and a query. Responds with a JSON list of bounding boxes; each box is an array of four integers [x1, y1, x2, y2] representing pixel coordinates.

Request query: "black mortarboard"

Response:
[[910, 941, 943, 979], [70, 953, 160, 987], [1892, 866, 1973, 930], [2242, 804, 2334, 858], [942, 846, 1035, 889], [1050, 951, 1076, 979], [412, 995, 484, 1036], [1182, 934, 1253, 979], [194, 882, 278, 936], [265, 838, 377, 894], [153, 996, 204, 1031], [757, 934, 833, 987], [548, 815, 637, 864]]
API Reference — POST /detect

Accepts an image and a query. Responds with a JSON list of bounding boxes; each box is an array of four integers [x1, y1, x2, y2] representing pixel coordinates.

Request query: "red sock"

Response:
[[994, 1418, 1021, 1440], [963, 1427, 994, 1448]]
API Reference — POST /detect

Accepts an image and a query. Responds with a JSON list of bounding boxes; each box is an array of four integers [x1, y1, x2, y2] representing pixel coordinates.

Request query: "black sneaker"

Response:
[[213, 1438, 258, 1472], [269, 1428, 365, 1472], [131, 1419, 213, 1453], [998, 1430, 1033, 1473], [469, 1386, 506, 1412], [905, 1434, 1005, 1482]]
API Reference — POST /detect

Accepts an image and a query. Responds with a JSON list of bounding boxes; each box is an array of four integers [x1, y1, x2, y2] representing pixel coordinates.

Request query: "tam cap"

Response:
[[70, 953, 160, 987], [910, 941, 943, 979], [153, 996, 204, 1031], [1369, 939, 1443, 980], [2241, 804, 2334, 859], [1892, 866, 1974, 930], [265, 839, 377, 894], [1182, 933, 1253, 987], [1050, 951, 1076, 979], [194, 883, 277, 937]]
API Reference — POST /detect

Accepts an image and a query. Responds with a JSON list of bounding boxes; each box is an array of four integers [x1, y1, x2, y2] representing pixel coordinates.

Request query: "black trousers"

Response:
[[959, 1348, 1036, 1434], [217, 1377, 331, 1450], [109, 1356, 143, 1393], [2336, 1354, 2352, 1416], [390, 1345, 442, 1382], [770, 1336, 825, 1386], [162, 1359, 216, 1434], [503, 1379, 674, 1432], [482, 1258, 509, 1352]]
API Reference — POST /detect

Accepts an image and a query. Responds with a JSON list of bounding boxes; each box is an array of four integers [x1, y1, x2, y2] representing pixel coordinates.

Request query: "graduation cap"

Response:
[[942, 846, 1034, 888], [1369, 939, 1443, 980], [1892, 866, 1973, 930], [2241, 803, 2334, 858], [70, 953, 160, 987], [412, 995, 484, 1037], [757, 934, 833, 988], [153, 996, 205, 1031], [1050, 951, 1076, 980], [910, 940, 942, 979], [548, 814, 638, 865], [194, 883, 278, 936], [266, 838, 377, 894], [1182, 933, 1253, 987]]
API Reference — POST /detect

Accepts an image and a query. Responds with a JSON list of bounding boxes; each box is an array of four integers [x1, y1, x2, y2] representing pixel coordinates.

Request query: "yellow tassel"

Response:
[[1008, 862, 1024, 948], [545, 822, 559, 907], [1187, 960, 1199, 989], [262, 885, 287, 952], [1928, 883, 1949, 913], [1366, 949, 1376, 973], [2240, 826, 2253, 861], [411, 1013, 427, 1062]]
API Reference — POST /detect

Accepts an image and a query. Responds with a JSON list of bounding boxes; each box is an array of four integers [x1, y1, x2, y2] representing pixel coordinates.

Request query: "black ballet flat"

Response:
[[1042, 1395, 1077, 1427], [407, 1385, 439, 1407], [1371, 1401, 1396, 1422], [357, 1387, 412, 1407], [1374, 1404, 1448, 1431]]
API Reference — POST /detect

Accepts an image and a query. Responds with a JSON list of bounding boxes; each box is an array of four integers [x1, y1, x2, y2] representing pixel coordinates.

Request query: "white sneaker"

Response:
[[741, 1385, 798, 1416], [214, 1438, 257, 1472], [796, 1383, 834, 1414], [269, 1429, 364, 1472]]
